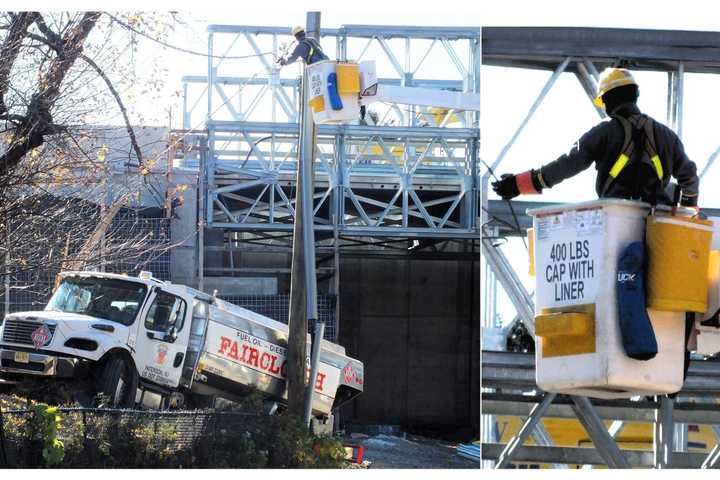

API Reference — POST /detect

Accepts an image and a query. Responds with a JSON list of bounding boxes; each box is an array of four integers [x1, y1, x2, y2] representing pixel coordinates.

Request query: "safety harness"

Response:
[[302, 37, 327, 64], [601, 113, 664, 198]]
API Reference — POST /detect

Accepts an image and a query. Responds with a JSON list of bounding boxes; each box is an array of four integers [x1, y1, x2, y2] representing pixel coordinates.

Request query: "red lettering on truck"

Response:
[[216, 334, 328, 393], [269, 355, 281, 375], [219, 336, 232, 355], [260, 352, 270, 370], [228, 341, 239, 360], [248, 347, 259, 367], [315, 372, 326, 392]]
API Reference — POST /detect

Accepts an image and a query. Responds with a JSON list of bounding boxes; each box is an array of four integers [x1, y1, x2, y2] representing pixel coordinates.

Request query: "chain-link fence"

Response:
[[0, 406, 343, 468], [2, 216, 171, 314], [221, 294, 337, 341]]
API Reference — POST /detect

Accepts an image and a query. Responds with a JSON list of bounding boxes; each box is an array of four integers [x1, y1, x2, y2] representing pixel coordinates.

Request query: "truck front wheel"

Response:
[[98, 356, 138, 407]]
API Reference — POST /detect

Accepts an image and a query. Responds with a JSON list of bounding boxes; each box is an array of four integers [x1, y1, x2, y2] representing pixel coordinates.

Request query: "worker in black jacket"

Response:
[[492, 68, 700, 207], [277, 26, 329, 66]]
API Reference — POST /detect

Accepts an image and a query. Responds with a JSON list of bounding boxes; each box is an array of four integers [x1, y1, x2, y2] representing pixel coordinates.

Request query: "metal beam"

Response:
[[571, 396, 630, 468], [488, 56, 570, 172], [482, 443, 707, 468], [183, 75, 466, 90], [486, 200, 720, 237], [482, 350, 720, 394], [654, 396, 674, 469], [207, 120, 479, 139], [207, 24, 480, 40], [481, 238, 535, 335], [482, 27, 720, 73], [483, 393, 720, 424], [495, 393, 557, 468]]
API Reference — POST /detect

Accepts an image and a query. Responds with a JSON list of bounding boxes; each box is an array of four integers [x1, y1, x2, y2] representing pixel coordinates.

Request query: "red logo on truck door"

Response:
[[217, 335, 327, 393]]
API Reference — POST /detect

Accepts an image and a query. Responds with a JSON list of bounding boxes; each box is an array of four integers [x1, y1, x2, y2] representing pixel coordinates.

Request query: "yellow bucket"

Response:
[[336, 63, 360, 94], [646, 214, 713, 312]]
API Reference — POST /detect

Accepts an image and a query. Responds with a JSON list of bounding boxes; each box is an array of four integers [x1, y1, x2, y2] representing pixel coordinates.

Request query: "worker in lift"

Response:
[[491, 67, 700, 208], [493, 67, 701, 384], [277, 26, 329, 66]]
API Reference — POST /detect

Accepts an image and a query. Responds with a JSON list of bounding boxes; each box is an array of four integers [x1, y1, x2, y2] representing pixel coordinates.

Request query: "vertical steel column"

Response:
[[182, 83, 190, 129], [336, 29, 347, 61], [654, 395, 675, 469], [495, 393, 557, 468], [571, 396, 630, 468], [472, 31, 481, 127], [666, 71, 675, 127], [207, 31, 214, 121], [198, 135, 207, 292], [467, 135, 479, 231], [675, 63, 684, 139], [335, 134, 346, 232], [3, 219, 8, 317], [302, 11, 322, 426], [206, 32, 216, 228], [674, 423, 688, 454], [667, 64, 684, 138]]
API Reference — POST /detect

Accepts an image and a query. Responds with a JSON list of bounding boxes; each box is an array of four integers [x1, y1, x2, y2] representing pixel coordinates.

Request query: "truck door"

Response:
[[132, 289, 191, 388]]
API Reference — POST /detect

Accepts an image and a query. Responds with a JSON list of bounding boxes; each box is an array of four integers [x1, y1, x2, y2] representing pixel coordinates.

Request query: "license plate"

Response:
[[14, 351, 29, 363]]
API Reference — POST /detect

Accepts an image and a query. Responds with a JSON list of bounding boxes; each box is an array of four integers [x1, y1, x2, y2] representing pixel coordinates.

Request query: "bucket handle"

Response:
[[652, 205, 701, 219]]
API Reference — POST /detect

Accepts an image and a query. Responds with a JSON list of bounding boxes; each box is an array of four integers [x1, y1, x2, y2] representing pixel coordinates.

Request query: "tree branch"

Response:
[[0, 11, 101, 175], [79, 53, 144, 167], [0, 12, 39, 115]]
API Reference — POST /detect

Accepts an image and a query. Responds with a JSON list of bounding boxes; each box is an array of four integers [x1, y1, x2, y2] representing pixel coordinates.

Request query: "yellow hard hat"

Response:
[[291, 25, 304, 36], [593, 68, 638, 108]]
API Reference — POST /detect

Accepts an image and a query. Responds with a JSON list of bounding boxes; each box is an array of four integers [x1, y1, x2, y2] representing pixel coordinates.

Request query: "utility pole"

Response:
[[287, 11, 321, 422]]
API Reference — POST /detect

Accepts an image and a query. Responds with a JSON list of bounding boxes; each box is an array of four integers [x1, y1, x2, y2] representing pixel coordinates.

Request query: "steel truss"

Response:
[[179, 24, 480, 241], [480, 27, 720, 469], [483, 351, 720, 469]]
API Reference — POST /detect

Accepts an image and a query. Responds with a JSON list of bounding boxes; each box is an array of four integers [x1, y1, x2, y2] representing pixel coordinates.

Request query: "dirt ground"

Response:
[[343, 433, 479, 469]]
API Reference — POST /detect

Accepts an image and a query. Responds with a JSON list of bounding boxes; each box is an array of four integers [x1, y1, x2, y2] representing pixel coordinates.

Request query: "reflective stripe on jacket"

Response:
[[286, 37, 329, 65], [539, 104, 699, 206]]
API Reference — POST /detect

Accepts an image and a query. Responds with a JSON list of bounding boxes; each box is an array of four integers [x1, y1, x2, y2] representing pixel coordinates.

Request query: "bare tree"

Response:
[[0, 12, 181, 311]]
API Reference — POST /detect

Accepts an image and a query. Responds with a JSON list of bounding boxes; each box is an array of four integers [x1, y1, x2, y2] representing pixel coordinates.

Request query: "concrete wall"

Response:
[[339, 255, 479, 439]]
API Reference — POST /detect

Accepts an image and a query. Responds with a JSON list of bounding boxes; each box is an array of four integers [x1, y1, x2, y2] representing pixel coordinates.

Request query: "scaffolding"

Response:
[[480, 27, 720, 469], [173, 23, 481, 320], [180, 24, 480, 242]]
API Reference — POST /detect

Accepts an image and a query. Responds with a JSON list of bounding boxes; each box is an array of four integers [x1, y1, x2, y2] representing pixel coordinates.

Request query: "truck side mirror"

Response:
[[167, 326, 177, 342]]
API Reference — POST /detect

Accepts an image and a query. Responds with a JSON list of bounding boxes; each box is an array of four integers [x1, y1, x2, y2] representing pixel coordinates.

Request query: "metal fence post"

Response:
[[654, 395, 675, 469], [0, 407, 7, 467]]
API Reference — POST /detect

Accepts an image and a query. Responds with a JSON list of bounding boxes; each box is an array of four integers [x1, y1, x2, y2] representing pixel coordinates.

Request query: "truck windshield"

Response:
[[46, 277, 148, 326]]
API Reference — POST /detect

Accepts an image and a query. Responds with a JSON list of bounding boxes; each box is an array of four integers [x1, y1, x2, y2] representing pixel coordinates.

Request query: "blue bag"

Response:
[[616, 241, 658, 360], [327, 73, 343, 110]]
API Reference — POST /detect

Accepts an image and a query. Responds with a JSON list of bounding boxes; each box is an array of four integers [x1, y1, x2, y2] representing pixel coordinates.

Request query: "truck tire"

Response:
[[98, 356, 138, 407]]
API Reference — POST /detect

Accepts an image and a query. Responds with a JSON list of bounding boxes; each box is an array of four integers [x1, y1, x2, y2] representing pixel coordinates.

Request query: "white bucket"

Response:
[[528, 199, 686, 399]]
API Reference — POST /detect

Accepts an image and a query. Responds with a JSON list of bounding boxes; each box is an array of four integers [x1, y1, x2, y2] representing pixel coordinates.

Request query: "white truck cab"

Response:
[[0, 271, 364, 416]]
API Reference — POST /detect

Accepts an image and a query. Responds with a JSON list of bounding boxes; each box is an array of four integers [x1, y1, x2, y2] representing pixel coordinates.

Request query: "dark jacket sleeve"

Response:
[[285, 41, 310, 64], [539, 122, 609, 188], [669, 134, 699, 201]]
